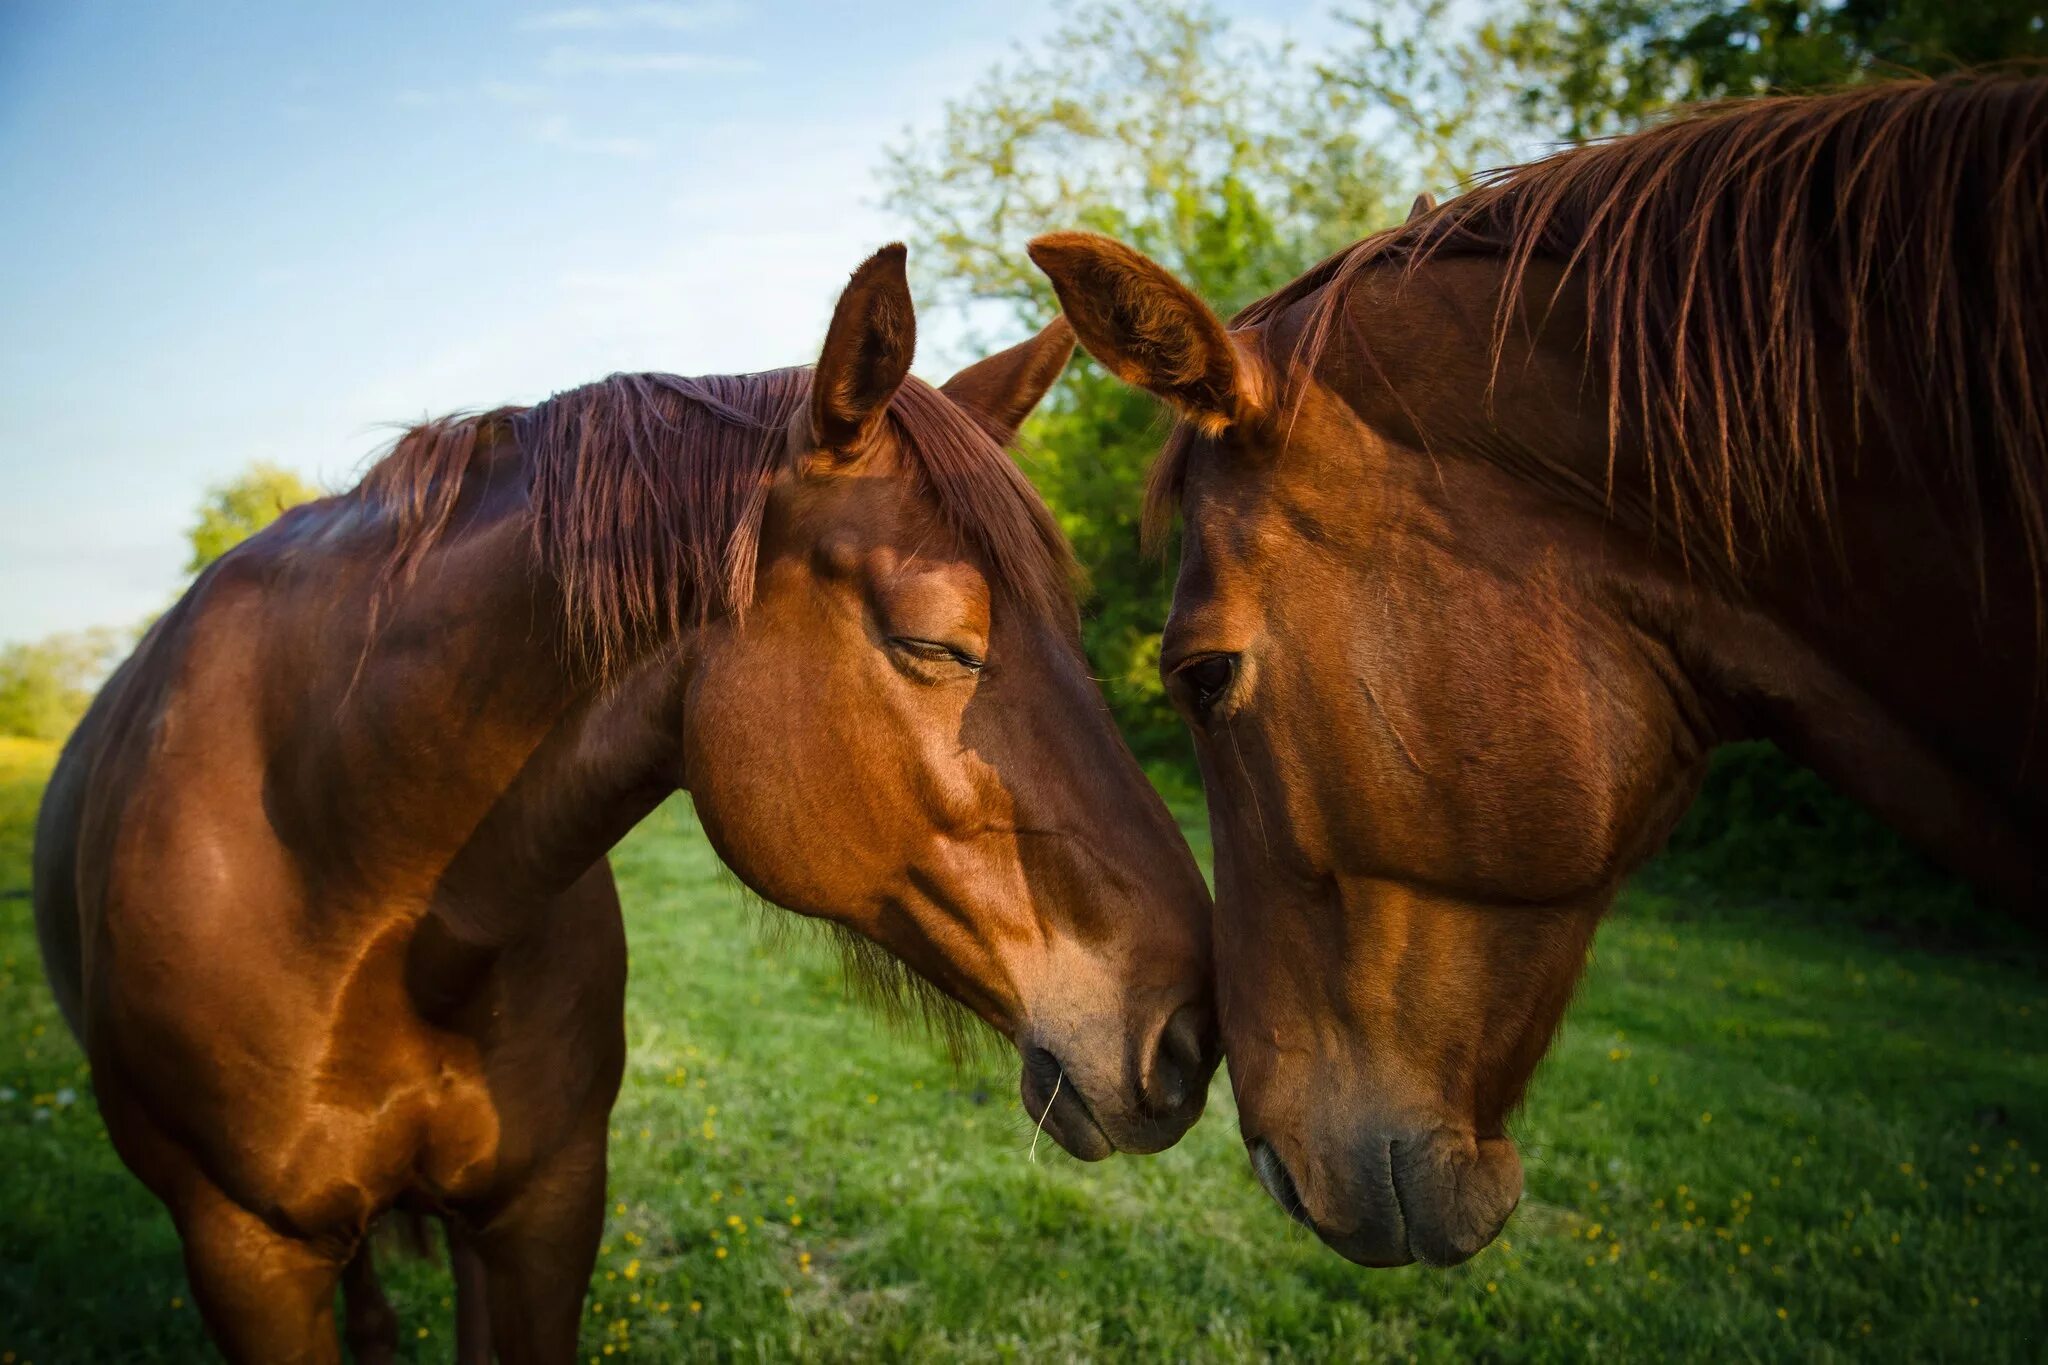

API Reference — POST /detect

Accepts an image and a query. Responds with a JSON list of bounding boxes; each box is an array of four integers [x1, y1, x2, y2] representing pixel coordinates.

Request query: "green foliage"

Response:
[[0, 629, 128, 742], [883, 0, 1404, 759], [184, 461, 321, 574], [1482, 0, 2048, 139], [1651, 743, 1999, 937], [1318, 0, 1526, 190]]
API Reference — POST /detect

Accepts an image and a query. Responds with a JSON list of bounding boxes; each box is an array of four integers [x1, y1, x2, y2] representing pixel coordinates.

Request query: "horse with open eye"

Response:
[[1029, 75, 2048, 1269], [32, 245, 1217, 1363]]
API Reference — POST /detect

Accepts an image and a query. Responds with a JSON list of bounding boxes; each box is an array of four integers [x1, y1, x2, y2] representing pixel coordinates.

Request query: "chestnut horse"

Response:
[[1031, 76, 2046, 1267], [32, 246, 1215, 1362]]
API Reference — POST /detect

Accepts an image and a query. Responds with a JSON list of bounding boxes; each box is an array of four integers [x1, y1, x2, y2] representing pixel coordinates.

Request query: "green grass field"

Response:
[[2, 734, 2043, 1362]]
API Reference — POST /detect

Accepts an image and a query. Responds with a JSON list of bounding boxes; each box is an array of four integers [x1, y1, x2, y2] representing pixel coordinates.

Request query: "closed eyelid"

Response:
[[874, 563, 990, 651]]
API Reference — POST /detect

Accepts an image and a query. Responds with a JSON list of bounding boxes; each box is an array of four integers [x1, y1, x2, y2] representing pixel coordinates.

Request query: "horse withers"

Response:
[[1032, 77, 2047, 1267], [33, 245, 1216, 1362]]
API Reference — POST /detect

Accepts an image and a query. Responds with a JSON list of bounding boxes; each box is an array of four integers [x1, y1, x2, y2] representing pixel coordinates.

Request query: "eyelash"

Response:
[[1175, 653, 1237, 715], [891, 637, 985, 672]]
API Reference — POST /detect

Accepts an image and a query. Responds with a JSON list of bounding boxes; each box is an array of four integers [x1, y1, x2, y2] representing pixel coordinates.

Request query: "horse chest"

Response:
[[275, 922, 510, 1216], [100, 903, 510, 1236]]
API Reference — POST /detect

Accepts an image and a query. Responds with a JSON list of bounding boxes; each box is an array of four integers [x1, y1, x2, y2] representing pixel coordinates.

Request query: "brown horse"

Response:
[[32, 245, 1216, 1362], [1030, 76, 2047, 1268]]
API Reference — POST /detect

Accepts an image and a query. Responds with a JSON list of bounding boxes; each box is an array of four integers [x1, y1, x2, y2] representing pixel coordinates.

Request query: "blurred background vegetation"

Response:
[[181, 461, 321, 576]]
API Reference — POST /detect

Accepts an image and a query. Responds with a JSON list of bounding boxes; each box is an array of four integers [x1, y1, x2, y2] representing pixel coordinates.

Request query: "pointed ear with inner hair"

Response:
[[938, 316, 1076, 440], [812, 243, 916, 456], [1026, 232, 1258, 434], [1409, 191, 1438, 220]]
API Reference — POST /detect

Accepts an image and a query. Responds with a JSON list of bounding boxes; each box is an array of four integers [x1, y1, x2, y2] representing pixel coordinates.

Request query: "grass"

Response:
[[1, 733, 2043, 1362]]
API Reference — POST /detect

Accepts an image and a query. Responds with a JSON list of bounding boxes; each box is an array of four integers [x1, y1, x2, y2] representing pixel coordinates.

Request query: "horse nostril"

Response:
[[1022, 1044, 1064, 1095], [1146, 1002, 1213, 1114]]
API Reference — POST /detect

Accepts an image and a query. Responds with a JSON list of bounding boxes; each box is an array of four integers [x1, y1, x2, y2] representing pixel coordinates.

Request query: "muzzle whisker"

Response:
[[1224, 718, 1272, 859], [1028, 1068, 1064, 1164]]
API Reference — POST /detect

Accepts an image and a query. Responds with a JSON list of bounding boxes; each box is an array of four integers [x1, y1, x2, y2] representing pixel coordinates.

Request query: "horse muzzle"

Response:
[[1247, 1126, 1523, 1267]]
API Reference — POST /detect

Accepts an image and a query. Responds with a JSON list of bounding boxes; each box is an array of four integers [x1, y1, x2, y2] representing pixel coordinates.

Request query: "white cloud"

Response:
[[394, 80, 552, 110], [544, 46, 760, 75], [480, 80, 552, 106], [517, 3, 739, 32], [533, 115, 657, 159]]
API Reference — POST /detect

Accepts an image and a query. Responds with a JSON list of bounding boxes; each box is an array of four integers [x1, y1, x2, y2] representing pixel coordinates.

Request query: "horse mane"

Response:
[[1158, 74, 2048, 593], [359, 367, 1077, 679]]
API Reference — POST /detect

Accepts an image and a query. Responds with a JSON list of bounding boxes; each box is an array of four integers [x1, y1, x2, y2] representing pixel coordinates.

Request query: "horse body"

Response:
[[36, 247, 1217, 1360], [39, 450, 631, 1360], [1031, 76, 2045, 1268]]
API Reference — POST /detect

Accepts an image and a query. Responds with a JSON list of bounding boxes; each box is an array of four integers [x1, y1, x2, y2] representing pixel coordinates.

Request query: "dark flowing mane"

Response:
[[360, 367, 1077, 678], [1164, 75, 2048, 589]]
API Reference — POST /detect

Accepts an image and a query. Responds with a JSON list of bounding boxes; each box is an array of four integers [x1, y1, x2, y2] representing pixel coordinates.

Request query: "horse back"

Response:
[[32, 684, 102, 1040], [29, 588, 200, 1045]]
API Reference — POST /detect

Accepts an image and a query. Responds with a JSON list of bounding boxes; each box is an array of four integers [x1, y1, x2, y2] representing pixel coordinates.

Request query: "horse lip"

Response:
[[1252, 1136, 1427, 1267], [1248, 1139, 1316, 1230], [1382, 1138, 1419, 1265], [1022, 1045, 1115, 1157]]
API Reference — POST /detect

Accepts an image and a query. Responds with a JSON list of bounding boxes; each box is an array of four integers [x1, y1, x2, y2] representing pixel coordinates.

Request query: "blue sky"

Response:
[[0, 0, 1332, 644]]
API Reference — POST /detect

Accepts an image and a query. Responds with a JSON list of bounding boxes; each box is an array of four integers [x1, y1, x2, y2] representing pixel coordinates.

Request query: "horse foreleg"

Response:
[[449, 1222, 494, 1365], [339, 1241, 399, 1365], [174, 1177, 346, 1365], [467, 1125, 610, 1365]]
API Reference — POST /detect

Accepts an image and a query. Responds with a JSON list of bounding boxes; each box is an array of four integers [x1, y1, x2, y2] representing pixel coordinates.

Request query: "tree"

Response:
[[883, 0, 1406, 761], [1474, 0, 2048, 140], [1317, 0, 1526, 192], [0, 628, 129, 741], [185, 461, 322, 574]]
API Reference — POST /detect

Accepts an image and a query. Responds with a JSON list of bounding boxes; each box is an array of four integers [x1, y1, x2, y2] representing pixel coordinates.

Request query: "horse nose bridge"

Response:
[[1014, 807, 1207, 954], [1011, 709, 1209, 913]]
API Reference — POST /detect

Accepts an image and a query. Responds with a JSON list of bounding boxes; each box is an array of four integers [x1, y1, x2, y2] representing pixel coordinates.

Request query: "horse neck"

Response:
[[430, 651, 683, 927], [1325, 256, 2045, 902], [381, 637, 685, 1019], [273, 474, 687, 923]]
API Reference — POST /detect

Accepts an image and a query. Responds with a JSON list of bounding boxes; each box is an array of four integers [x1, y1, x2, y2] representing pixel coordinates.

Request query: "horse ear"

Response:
[[1409, 192, 1438, 221], [938, 317, 1075, 439], [1026, 232, 1255, 434], [812, 243, 916, 457]]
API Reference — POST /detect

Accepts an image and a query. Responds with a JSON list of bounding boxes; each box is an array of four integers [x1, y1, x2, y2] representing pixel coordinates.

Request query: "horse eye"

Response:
[[891, 637, 985, 673], [1176, 653, 1238, 715]]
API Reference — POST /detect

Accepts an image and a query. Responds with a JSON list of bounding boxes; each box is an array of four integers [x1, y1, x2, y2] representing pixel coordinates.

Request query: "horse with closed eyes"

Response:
[[34, 245, 1217, 1361]]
